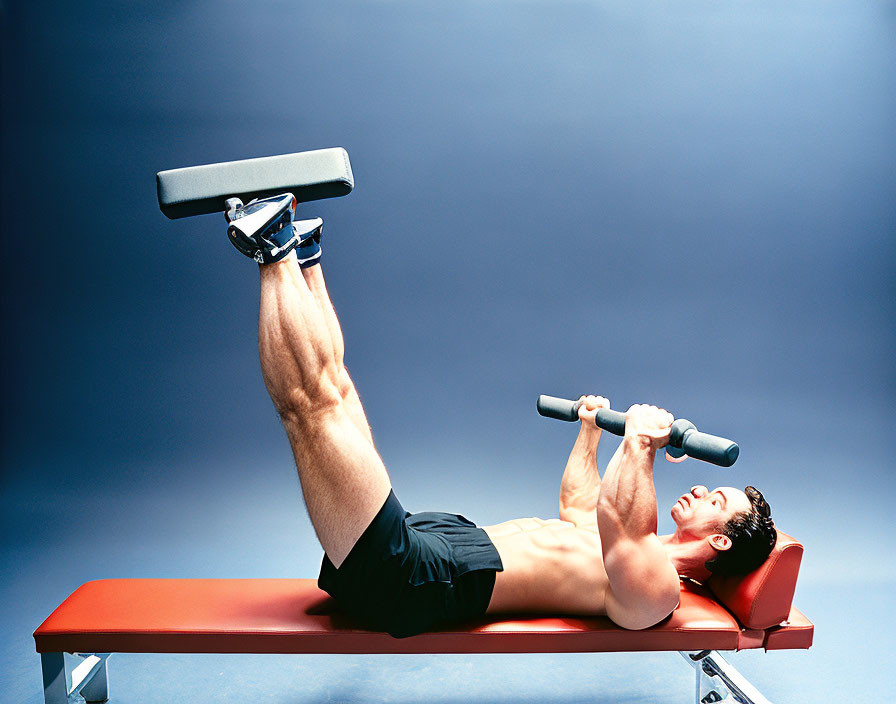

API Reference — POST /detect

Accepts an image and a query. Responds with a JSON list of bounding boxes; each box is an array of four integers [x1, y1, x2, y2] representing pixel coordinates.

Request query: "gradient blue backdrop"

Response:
[[2, 0, 893, 701]]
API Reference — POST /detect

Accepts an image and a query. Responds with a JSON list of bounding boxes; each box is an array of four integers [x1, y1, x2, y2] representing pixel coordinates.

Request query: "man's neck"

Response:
[[658, 533, 712, 583]]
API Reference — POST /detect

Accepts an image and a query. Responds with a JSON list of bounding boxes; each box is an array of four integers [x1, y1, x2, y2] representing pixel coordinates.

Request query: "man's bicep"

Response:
[[603, 537, 680, 630]]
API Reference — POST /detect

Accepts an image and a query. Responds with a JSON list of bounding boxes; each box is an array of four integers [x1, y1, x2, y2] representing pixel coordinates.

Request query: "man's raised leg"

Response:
[[258, 256, 392, 568], [300, 262, 375, 447]]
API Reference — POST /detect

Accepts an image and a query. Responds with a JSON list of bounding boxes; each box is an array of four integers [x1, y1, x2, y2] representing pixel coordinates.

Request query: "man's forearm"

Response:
[[597, 437, 659, 537], [559, 428, 602, 516]]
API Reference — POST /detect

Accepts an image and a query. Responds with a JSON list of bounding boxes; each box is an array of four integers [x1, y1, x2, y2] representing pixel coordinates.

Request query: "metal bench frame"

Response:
[[41, 648, 772, 704]]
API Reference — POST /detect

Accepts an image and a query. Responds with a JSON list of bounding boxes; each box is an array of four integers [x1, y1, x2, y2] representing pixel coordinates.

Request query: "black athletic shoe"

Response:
[[293, 218, 323, 268], [226, 193, 299, 264]]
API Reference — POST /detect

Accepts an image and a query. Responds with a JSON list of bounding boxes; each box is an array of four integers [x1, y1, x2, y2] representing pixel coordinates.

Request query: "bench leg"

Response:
[[680, 650, 772, 704], [41, 653, 70, 704], [78, 654, 110, 702], [40, 653, 111, 704]]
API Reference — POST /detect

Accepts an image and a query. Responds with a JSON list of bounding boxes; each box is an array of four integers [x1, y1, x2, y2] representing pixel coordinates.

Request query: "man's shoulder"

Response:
[[603, 536, 681, 629]]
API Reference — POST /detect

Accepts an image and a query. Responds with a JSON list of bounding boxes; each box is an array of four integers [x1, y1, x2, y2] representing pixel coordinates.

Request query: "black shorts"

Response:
[[318, 489, 504, 638]]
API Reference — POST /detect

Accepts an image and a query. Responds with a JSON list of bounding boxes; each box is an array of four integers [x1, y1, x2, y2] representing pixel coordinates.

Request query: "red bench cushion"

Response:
[[33, 578, 812, 655], [708, 530, 803, 630]]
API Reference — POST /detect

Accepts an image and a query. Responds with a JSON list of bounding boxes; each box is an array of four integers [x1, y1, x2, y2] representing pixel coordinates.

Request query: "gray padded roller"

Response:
[[157, 147, 354, 219]]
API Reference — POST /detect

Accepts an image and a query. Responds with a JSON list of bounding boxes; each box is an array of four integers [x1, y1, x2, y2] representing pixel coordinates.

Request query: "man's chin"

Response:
[[670, 506, 680, 522]]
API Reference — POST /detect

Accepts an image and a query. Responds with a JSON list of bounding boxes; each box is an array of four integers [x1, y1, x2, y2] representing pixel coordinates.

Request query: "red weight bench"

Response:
[[34, 531, 812, 704]]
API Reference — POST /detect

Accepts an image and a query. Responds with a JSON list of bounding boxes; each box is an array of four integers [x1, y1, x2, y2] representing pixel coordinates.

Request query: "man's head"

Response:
[[670, 485, 776, 577]]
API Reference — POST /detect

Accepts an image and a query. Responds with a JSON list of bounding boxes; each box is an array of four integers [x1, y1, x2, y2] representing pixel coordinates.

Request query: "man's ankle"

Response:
[[258, 250, 298, 272]]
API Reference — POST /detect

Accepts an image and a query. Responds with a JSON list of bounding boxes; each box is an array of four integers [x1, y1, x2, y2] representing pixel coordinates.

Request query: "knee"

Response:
[[274, 376, 344, 426]]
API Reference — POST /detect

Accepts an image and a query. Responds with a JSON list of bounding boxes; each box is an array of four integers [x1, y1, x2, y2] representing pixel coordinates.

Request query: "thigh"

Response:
[[318, 488, 415, 630], [285, 404, 393, 568]]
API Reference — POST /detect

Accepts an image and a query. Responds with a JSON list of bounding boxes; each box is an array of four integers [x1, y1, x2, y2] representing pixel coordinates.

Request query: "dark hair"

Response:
[[705, 486, 777, 577]]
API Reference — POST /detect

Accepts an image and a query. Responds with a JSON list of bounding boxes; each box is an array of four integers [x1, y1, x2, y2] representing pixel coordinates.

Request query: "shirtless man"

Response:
[[245, 222, 776, 637]]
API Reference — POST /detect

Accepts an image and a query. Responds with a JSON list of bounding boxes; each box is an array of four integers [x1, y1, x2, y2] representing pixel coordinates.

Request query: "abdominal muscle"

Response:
[[480, 517, 610, 616]]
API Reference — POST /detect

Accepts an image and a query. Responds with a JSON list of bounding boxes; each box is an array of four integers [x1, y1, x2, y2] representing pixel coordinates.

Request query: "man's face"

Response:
[[671, 485, 752, 539]]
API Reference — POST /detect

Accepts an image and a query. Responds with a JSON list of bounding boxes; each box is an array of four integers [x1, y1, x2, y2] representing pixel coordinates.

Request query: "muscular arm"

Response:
[[558, 395, 607, 526], [596, 405, 680, 630]]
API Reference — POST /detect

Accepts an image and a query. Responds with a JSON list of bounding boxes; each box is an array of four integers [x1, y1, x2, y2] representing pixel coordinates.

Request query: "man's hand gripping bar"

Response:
[[536, 395, 740, 467]]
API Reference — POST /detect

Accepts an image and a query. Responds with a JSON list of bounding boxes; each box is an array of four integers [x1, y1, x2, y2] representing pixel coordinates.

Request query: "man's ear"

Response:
[[709, 533, 732, 551]]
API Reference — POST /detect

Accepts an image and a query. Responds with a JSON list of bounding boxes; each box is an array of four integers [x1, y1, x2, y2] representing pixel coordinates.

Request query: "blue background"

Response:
[[2, 0, 893, 701]]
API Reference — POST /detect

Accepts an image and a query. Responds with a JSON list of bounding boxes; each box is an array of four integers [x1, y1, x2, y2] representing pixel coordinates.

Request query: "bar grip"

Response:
[[674, 420, 740, 468], [595, 408, 627, 436], [536, 395, 580, 422], [536, 395, 739, 467], [535, 395, 625, 435]]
